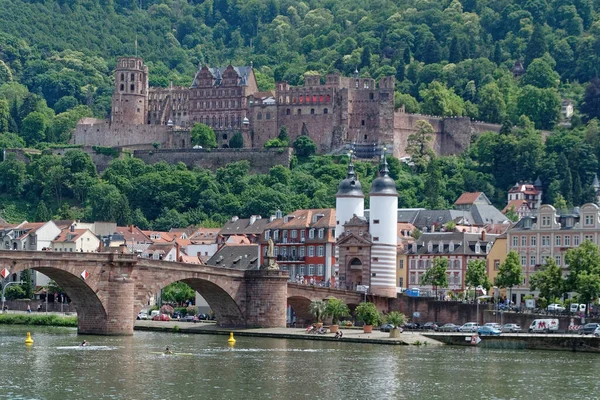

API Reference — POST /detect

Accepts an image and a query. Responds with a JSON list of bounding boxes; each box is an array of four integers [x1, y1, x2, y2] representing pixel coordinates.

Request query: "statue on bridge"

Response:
[[262, 238, 279, 271]]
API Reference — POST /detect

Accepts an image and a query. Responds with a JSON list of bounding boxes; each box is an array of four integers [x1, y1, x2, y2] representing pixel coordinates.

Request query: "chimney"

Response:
[[175, 242, 180, 261], [129, 224, 134, 233], [70, 225, 75, 232], [231, 216, 239, 222], [481, 230, 486, 241]]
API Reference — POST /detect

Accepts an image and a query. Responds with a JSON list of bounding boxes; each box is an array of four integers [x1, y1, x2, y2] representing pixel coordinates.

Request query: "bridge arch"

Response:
[[135, 275, 246, 327]]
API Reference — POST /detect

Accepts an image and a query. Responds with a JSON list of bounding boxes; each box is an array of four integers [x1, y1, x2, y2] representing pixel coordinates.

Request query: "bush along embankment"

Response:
[[0, 313, 77, 327]]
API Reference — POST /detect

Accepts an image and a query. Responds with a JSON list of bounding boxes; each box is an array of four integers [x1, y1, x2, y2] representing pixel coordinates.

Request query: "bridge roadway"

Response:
[[0, 250, 387, 335]]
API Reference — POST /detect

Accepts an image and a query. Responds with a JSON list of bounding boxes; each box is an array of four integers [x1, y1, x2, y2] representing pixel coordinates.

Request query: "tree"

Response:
[[525, 24, 547, 67], [35, 200, 51, 221], [325, 297, 350, 325], [0, 152, 26, 195], [308, 300, 327, 323], [529, 258, 564, 305], [162, 281, 195, 305], [20, 111, 48, 145], [278, 126, 289, 143], [292, 135, 317, 157], [406, 120, 434, 173], [87, 182, 131, 225], [229, 132, 244, 148], [465, 259, 492, 303], [420, 81, 464, 117], [355, 302, 380, 326], [191, 123, 217, 148], [516, 85, 561, 130], [581, 78, 600, 121], [0, 99, 9, 133], [424, 159, 442, 209], [496, 251, 523, 303], [521, 58, 560, 89], [20, 269, 33, 299], [420, 257, 449, 299], [565, 240, 600, 312], [394, 93, 419, 113]]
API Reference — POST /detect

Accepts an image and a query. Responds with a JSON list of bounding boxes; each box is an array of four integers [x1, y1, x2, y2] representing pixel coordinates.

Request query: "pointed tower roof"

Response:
[[594, 174, 600, 190], [370, 148, 398, 196], [336, 151, 364, 198]]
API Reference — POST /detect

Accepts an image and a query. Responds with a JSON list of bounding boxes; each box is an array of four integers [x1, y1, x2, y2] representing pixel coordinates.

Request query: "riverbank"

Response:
[[134, 320, 443, 346], [0, 313, 77, 327]]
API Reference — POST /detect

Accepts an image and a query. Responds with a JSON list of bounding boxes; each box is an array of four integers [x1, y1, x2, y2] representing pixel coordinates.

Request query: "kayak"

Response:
[[149, 351, 194, 356]]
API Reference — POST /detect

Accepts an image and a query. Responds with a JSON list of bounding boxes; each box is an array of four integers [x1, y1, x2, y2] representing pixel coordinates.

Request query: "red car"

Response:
[[152, 314, 171, 321]]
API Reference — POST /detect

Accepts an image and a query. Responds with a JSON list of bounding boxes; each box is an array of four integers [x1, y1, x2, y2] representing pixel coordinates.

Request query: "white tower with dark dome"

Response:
[[368, 150, 398, 297], [334, 152, 364, 276]]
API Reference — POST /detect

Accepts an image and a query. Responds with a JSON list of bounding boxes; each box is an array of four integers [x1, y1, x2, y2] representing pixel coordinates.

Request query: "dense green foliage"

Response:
[[0, 313, 78, 327]]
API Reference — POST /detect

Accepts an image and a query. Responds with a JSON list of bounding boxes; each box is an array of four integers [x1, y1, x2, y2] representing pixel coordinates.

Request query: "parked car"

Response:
[[403, 322, 421, 330], [438, 323, 460, 332], [478, 326, 501, 336], [579, 323, 600, 335], [570, 304, 587, 313], [594, 326, 600, 337], [529, 319, 559, 333], [547, 304, 565, 312], [459, 322, 480, 333], [179, 315, 198, 323], [171, 312, 182, 320], [484, 323, 502, 330], [501, 323, 521, 333], [152, 314, 171, 321], [137, 312, 149, 320], [380, 323, 402, 333], [197, 313, 209, 320], [423, 322, 439, 330]]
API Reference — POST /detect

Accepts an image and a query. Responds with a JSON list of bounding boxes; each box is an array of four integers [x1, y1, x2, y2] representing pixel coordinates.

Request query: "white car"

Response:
[[484, 323, 502, 330], [459, 322, 480, 333], [547, 304, 565, 312], [594, 326, 600, 338], [137, 312, 149, 320]]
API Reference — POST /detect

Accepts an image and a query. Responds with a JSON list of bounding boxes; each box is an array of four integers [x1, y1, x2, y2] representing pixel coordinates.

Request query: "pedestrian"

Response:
[[26, 304, 31, 313]]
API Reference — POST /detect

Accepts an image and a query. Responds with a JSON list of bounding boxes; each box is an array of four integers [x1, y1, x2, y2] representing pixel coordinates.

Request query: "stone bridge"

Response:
[[0, 251, 393, 335]]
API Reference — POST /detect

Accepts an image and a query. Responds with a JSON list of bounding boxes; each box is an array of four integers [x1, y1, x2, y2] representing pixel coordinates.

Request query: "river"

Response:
[[1, 325, 599, 400]]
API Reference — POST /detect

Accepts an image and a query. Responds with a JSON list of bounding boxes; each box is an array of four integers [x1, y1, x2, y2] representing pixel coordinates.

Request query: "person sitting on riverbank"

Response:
[[306, 324, 316, 333], [334, 331, 343, 340]]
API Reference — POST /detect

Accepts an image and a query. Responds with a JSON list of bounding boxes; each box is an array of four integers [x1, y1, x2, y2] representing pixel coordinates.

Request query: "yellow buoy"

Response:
[[227, 332, 236, 345], [25, 332, 33, 345]]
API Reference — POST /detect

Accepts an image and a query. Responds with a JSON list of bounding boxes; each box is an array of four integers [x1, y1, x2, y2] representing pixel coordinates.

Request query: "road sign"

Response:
[[80, 270, 89, 280], [0, 268, 9, 279]]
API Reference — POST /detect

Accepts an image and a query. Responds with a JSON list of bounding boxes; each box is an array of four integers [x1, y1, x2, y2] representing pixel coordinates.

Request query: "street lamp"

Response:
[[1, 280, 23, 313]]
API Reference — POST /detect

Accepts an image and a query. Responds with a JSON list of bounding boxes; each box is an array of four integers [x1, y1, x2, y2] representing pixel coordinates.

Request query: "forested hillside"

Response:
[[0, 0, 599, 227]]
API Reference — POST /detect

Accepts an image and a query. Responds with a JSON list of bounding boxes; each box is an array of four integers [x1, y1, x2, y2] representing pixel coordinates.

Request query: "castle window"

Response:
[[266, 112, 271, 120], [373, 220, 380, 224], [223, 134, 228, 140], [120, 84, 124, 91], [369, 93, 374, 100], [131, 73, 135, 81], [312, 95, 317, 103], [311, 109, 315, 115], [130, 84, 135, 91], [257, 112, 262, 120], [293, 97, 296, 103], [120, 73, 124, 81], [326, 94, 331, 102], [324, 108, 328, 114], [297, 109, 301, 115], [361, 120, 365, 126], [319, 95, 324, 102], [364, 135, 368, 140], [305, 95, 310, 103], [299, 96, 303, 104], [286, 109, 291, 115], [364, 82, 369, 89]]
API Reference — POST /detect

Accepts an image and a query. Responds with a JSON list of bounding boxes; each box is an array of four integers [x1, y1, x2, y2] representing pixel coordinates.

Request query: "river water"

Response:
[[1, 325, 599, 400]]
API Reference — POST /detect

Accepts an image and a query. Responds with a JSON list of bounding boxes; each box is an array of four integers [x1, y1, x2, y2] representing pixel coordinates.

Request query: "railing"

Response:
[[276, 255, 305, 262]]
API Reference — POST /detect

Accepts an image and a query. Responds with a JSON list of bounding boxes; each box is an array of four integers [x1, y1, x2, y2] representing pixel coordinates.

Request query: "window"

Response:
[[494, 260, 500, 271], [308, 246, 315, 257], [542, 216, 551, 226], [373, 219, 380, 224], [373, 237, 379, 242], [311, 109, 315, 114], [299, 266, 305, 275], [286, 109, 291, 115], [475, 243, 481, 254], [309, 229, 315, 239], [297, 109, 301, 115], [555, 235, 562, 246], [308, 265, 315, 275], [300, 230, 306, 240], [399, 260, 404, 269], [521, 236, 527, 246], [530, 255, 536, 266], [318, 229, 324, 239], [512, 236, 518, 247], [410, 273, 416, 284], [542, 236, 550, 246], [317, 246, 324, 257], [521, 255, 526, 266], [555, 255, 561, 266], [264, 230, 270, 240], [574, 235, 580, 246], [317, 264, 324, 276], [361, 120, 365, 126], [299, 247, 305, 257], [273, 230, 279, 240], [585, 235, 594, 242], [266, 112, 271, 120], [565, 236, 571, 246], [531, 236, 537, 246], [585, 215, 594, 225], [324, 108, 328, 114], [291, 230, 297, 239]]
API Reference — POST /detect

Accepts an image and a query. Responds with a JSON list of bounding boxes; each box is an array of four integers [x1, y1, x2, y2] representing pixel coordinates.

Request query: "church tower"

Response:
[[334, 152, 364, 277], [368, 150, 398, 297], [111, 57, 149, 125]]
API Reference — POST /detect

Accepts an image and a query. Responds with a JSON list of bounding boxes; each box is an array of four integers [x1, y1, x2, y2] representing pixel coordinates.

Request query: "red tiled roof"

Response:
[[454, 192, 483, 205], [502, 199, 530, 214], [53, 229, 90, 243]]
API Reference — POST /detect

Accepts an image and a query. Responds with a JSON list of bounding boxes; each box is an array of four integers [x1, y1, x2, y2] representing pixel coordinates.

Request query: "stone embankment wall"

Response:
[[133, 147, 293, 173]]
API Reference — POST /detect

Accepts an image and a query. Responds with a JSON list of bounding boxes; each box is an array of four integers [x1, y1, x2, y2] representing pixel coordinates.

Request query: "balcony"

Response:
[[276, 255, 305, 263]]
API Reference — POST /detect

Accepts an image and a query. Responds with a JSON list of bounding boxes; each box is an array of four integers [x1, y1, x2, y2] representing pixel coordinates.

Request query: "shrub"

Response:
[[325, 297, 350, 325], [355, 302, 380, 326], [0, 313, 77, 327], [160, 304, 174, 315]]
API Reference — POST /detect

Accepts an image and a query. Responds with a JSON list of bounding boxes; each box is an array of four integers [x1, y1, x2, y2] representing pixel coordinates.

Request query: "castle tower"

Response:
[[112, 57, 149, 125], [368, 149, 398, 297], [593, 174, 600, 205], [334, 151, 365, 277]]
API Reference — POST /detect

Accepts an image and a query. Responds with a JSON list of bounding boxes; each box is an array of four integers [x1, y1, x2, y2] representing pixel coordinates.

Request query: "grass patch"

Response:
[[0, 313, 78, 327]]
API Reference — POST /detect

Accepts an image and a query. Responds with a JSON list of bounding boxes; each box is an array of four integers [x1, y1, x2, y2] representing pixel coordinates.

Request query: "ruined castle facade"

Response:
[[72, 57, 500, 157]]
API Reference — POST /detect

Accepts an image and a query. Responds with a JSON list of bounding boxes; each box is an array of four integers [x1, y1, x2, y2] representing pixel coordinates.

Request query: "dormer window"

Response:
[[541, 216, 551, 227], [264, 230, 270, 240], [523, 218, 533, 229], [273, 230, 279, 240], [449, 241, 455, 252], [309, 229, 315, 239], [427, 241, 433, 252], [438, 241, 444, 253], [585, 215, 594, 226], [565, 217, 574, 228], [411, 243, 417, 253], [475, 242, 481, 254], [486, 243, 491, 253]]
